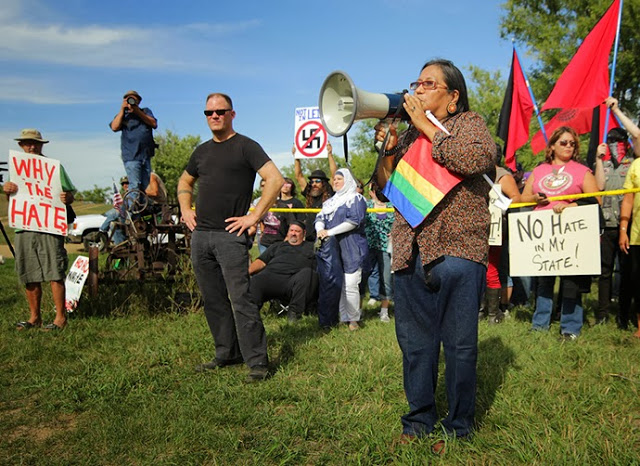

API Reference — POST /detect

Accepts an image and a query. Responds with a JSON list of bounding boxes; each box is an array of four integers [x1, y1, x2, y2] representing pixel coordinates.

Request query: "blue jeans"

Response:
[[395, 255, 485, 438], [123, 159, 151, 192], [316, 236, 343, 328], [100, 208, 126, 244], [191, 230, 268, 368], [367, 261, 380, 300], [364, 249, 392, 300], [532, 276, 583, 335]]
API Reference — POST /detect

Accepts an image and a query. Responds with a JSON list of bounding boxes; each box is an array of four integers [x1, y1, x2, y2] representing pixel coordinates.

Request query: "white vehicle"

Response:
[[67, 214, 108, 251]]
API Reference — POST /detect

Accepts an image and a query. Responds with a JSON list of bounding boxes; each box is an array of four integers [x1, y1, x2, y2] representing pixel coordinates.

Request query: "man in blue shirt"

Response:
[[109, 90, 157, 192]]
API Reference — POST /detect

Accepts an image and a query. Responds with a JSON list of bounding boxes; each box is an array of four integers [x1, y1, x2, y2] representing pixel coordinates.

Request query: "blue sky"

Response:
[[0, 0, 515, 190]]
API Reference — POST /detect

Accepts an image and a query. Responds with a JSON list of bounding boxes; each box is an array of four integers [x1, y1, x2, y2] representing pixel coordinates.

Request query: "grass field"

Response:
[[1, 252, 640, 465]]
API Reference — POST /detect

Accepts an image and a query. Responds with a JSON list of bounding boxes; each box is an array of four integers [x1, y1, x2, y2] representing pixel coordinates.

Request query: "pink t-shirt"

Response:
[[531, 160, 590, 211]]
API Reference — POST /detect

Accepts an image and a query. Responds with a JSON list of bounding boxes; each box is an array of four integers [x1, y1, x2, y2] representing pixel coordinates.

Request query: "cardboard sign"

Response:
[[294, 107, 328, 159], [508, 204, 601, 276], [65, 256, 89, 312], [488, 184, 503, 246], [8, 151, 67, 236]]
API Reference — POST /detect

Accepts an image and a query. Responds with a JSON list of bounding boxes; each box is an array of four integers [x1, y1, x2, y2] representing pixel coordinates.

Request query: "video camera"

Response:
[[0, 161, 7, 183]]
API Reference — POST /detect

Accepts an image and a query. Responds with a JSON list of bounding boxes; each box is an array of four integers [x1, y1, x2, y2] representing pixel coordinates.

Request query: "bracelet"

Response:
[[384, 146, 399, 157]]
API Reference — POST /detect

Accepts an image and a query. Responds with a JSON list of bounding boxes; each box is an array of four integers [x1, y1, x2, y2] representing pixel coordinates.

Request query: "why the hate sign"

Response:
[[508, 204, 601, 276], [8, 150, 67, 236]]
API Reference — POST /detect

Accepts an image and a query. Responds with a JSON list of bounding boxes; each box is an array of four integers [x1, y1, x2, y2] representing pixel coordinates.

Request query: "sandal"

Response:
[[16, 321, 40, 330]]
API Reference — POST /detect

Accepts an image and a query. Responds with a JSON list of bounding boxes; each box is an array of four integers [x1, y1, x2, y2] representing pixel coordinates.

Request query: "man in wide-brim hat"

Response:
[[291, 142, 338, 241], [3, 129, 76, 331]]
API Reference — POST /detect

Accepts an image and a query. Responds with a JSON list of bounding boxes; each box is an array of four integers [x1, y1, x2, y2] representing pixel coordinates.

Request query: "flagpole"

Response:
[[513, 41, 547, 144], [603, 0, 624, 142]]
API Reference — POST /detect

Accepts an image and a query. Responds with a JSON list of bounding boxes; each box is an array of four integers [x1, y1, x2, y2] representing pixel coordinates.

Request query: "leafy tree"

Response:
[[76, 185, 110, 203], [152, 130, 201, 202], [501, 0, 640, 115]]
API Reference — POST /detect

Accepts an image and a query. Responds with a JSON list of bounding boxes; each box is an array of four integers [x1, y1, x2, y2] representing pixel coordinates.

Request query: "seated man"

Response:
[[249, 221, 317, 322], [145, 171, 170, 223], [100, 176, 129, 245]]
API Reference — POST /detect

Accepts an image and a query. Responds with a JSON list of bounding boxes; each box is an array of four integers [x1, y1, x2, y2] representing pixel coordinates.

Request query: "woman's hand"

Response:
[[552, 201, 575, 214], [317, 229, 330, 240], [534, 193, 549, 207], [374, 121, 398, 151], [403, 93, 429, 130]]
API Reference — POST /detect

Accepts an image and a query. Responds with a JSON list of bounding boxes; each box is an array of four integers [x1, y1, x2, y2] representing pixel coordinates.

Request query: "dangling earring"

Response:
[[447, 102, 457, 115]]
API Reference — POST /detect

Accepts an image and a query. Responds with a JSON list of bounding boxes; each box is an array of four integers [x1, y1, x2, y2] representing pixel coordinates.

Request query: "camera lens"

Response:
[[127, 97, 136, 105]]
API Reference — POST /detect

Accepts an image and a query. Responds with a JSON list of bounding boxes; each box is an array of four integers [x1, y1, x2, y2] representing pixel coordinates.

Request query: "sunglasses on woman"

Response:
[[557, 140, 576, 147]]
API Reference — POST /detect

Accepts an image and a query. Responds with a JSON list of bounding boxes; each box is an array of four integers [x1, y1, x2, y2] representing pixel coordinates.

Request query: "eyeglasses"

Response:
[[309, 179, 324, 185], [409, 80, 448, 91], [557, 140, 576, 147], [204, 109, 232, 117]]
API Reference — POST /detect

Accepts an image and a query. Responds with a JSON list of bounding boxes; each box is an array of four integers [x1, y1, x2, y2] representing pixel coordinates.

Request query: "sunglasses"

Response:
[[204, 109, 232, 117], [409, 80, 448, 91], [557, 140, 576, 147], [309, 179, 324, 185]]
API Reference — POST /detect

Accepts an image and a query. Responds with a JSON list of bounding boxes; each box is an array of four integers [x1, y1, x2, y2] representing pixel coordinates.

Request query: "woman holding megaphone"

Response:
[[374, 59, 495, 452]]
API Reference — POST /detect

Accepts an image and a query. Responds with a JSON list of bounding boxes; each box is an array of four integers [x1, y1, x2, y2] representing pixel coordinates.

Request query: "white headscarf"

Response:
[[319, 168, 359, 220]]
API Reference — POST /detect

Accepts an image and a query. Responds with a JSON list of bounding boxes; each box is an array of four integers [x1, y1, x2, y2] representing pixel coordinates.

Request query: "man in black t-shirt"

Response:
[[248, 221, 317, 322], [177, 92, 284, 382]]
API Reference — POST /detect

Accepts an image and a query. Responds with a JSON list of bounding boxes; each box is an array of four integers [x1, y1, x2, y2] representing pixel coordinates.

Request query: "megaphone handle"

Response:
[[343, 134, 349, 165]]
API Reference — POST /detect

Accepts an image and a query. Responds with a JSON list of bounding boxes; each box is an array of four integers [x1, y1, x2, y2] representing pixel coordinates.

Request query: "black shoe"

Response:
[[560, 333, 578, 342], [246, 365, 269, 382], [195, 357, 243, 373]]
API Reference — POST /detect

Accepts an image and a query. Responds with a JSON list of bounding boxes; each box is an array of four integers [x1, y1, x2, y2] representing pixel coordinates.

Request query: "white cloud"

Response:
[[0, 77, 105, 105], [0, 18, 261, 71]]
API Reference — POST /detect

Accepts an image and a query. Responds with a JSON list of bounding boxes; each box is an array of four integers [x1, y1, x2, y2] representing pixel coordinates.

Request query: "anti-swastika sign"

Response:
[[294, 107, 328, 159]]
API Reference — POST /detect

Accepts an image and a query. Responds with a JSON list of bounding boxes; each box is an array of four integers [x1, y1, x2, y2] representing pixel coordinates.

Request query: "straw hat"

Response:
[[14, 128, 49, 143]]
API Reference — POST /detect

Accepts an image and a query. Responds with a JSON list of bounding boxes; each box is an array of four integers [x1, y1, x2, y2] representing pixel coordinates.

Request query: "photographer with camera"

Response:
[[109, 90, 157, 193]]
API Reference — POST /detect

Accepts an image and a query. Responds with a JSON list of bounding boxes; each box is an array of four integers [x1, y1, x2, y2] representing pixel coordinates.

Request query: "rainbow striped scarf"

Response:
[[382, 135, 462, 228]]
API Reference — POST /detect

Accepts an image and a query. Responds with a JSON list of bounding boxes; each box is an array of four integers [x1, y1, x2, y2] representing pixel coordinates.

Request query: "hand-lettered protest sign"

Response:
[[8, 150, 67, 236], [294, 107, 328, 159], [488, 184, 503, 246], [65, 256, 89, 312], [508, 204, 600, 276]]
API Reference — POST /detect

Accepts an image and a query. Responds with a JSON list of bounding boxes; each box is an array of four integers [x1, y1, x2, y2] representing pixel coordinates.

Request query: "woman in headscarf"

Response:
[[315, 168, 368, 331], [374, 59, 495, 449]]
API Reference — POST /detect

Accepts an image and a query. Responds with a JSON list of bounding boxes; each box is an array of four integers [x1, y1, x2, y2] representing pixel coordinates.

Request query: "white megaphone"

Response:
[[319, 71, 409, 137]]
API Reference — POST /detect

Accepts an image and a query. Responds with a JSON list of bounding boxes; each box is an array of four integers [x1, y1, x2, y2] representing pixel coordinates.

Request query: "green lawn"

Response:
[[1, 255, 639, 465]]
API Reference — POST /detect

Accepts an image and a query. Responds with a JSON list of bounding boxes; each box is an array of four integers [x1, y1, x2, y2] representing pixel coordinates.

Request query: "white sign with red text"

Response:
[[8, 150, 67, 236], [294, 107, 328, 159], [65, 255, 89, 312]]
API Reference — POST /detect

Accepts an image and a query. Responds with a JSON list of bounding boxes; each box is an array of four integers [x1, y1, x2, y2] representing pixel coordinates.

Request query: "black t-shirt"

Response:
[[185, 134, 270, 231], [257, 241, 315, 276]]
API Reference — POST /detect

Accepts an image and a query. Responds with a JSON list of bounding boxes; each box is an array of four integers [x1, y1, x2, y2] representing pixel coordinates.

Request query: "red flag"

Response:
[[530, 104, 619, 154], [542, 0, 619, 111], [530, 108, 594, 153], [497, 48, 534, 170]]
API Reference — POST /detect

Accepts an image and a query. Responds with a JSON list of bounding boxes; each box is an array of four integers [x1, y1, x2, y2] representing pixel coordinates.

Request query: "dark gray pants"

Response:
[[191, 230, 268, 368]]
